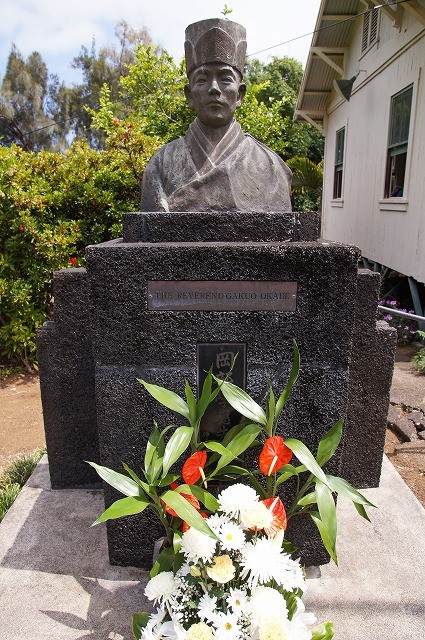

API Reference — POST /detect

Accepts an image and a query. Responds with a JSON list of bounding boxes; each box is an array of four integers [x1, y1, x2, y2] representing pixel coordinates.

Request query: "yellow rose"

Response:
[[259, 617, 287, 640], [206, 554, 236, 584], [240, 502, 273, 530], [186, 622, 213, 640]]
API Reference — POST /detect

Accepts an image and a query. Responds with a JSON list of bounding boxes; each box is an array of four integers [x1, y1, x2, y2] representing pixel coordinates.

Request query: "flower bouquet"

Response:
[[136, 482, 333, 640], [88, 341, 374, 639]]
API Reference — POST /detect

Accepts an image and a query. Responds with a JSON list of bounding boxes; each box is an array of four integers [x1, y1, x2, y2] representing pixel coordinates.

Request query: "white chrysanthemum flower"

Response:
[[286, 598, 316, 639], [207, 554, 236, 583], [249, 585, 288, 629], [226, 587, 249, 617], [198, 593, 218, 623], [144, 571, 178, 605], [180, 527, 217, 563], [240, 537, 295, 589], [240, 502, 273, 531], [213, 611, 242, 640], [218, 484, 259, 518], [278, 563, 306, 592], [207, 513, 232, 534], [186, 621, 214, 640], [218, 521, 246, 551]]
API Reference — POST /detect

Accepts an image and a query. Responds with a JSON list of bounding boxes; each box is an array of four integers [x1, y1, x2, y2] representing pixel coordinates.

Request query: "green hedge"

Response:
[[0, 136, 155, 369]]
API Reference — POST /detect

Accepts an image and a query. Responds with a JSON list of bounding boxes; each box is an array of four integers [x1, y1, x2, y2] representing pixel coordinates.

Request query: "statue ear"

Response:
[[184, 84, 194, 109], [237, 82, 246, 107]]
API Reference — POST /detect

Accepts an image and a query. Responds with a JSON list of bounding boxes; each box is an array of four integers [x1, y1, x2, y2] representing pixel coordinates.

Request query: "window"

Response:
[[333, 127, 345, 199], [361, 8, 379, 53], [384, 85, 413, 198]]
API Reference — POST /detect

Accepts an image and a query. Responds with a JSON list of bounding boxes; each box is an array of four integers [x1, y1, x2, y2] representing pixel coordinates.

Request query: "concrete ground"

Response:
[[0, 455, 424, 640]]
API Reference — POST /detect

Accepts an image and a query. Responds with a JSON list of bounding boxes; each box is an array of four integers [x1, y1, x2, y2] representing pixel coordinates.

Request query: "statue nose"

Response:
[[208, 80, 221, 95]]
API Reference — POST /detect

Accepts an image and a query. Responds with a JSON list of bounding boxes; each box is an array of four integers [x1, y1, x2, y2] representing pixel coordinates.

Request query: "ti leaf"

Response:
[[315, 480, 337, 558], [137, 379, 190, 420], [284, 439, 330, 486], [176, 484, 220, 511], [310, 510, 338, 565], [316, 418, 344, 467], [326, 475, 376, 508], [214, 378, 267, 425], [162, 426, 193, 475], [92, 496, 149, 525], [86, 461, 143, 497], [161, 490, 218, 539]]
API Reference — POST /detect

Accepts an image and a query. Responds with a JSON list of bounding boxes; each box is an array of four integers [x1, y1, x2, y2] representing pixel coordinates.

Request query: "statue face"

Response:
[[185, 63, 246, 128]]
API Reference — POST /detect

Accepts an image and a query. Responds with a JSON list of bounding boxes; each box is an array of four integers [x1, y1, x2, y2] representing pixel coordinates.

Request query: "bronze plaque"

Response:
[[147, 281, 297, 311], [197, 343, 247, 439]]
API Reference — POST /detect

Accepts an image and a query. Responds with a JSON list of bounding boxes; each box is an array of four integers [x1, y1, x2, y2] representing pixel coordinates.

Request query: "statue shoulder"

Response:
[[243, 133, 291, 176]]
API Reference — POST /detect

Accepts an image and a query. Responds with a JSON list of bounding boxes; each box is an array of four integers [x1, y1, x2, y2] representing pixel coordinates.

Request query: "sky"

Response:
[[0, 0, 322, 85]]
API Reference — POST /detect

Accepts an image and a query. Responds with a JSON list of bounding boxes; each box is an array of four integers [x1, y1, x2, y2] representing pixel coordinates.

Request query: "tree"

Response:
[[0, 45, 69, 151], [69, 20, 155, 147]]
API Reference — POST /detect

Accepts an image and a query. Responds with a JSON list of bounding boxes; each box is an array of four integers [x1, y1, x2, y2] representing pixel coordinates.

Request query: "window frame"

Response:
[[333, 126, 345, 200], [384, 84, 414, 199]]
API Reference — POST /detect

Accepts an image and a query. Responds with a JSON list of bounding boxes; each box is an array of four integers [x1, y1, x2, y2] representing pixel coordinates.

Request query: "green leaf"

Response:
[[311, 621, 335, 639], [214, 378, 267, 425], [221, 422, 246, 447], [137, 378, 190, 420], [353, 501, 371, 522], [149, 545, 174, 578], [93, 496, 149, 525], [121, 463, 150, 496], [310, 510, 338, 565], [185, 381, 197, 424], [297, 491, 317, 507], [326, 475, 376, 508], [284, 439, 329, 486], [213, 424, 261, 473], [204, 441, 233, 457], [196, 369, 221, 422], [162, 426, 193, 475], [275, 339, 300, 420], [132, 612, 150, 640], [316, 418, 344, 467], [144, 425, 161, 476], [173, 530, 182, 554], [176, 484, 220, 511], [315, 480, 337, 556], [266, 383, 276, 434], [161, 491, 218, 539], [86, 462, 143, 497], [157, 473, 180, 487]]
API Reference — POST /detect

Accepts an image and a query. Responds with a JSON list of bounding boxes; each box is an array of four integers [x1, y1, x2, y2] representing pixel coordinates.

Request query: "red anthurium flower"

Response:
[[69, 257, 77, 267], [182, 450, 208, 487], [259, 436, 292, 476], [261, 496, 287, 537], [163, 483, 200, 517], [182, 512, 208, 533]]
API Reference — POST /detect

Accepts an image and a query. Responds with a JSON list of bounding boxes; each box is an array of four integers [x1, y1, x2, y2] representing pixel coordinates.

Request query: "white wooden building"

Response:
[[295, 0, 425, 310]]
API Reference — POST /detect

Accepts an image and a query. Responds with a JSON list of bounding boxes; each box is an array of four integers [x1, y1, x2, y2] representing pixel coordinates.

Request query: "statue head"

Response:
[[184, 19, 247, 128]]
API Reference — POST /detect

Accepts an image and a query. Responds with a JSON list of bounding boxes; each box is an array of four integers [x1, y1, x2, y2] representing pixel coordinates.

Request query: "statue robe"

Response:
[[141, 119, 292, 212]]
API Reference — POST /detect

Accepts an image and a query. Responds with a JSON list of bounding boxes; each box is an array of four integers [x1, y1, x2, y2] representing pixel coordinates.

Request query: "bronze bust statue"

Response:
[[141, 18, 292, 212]]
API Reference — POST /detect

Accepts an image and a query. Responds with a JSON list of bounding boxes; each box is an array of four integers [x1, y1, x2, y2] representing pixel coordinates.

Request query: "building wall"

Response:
[[321, 9, 425, 284]]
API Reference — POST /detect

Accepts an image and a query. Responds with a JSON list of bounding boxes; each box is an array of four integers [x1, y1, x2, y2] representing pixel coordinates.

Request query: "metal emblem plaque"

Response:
[[197, 343, 247, 440]]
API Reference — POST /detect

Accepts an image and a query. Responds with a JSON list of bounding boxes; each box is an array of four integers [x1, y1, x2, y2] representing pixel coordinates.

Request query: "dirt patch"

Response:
[[385, 429, 425, 506], [0, 373, 45, 474]]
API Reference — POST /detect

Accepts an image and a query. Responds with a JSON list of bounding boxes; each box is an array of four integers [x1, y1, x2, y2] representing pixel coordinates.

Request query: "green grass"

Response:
[[0, 449, 45, 522]]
